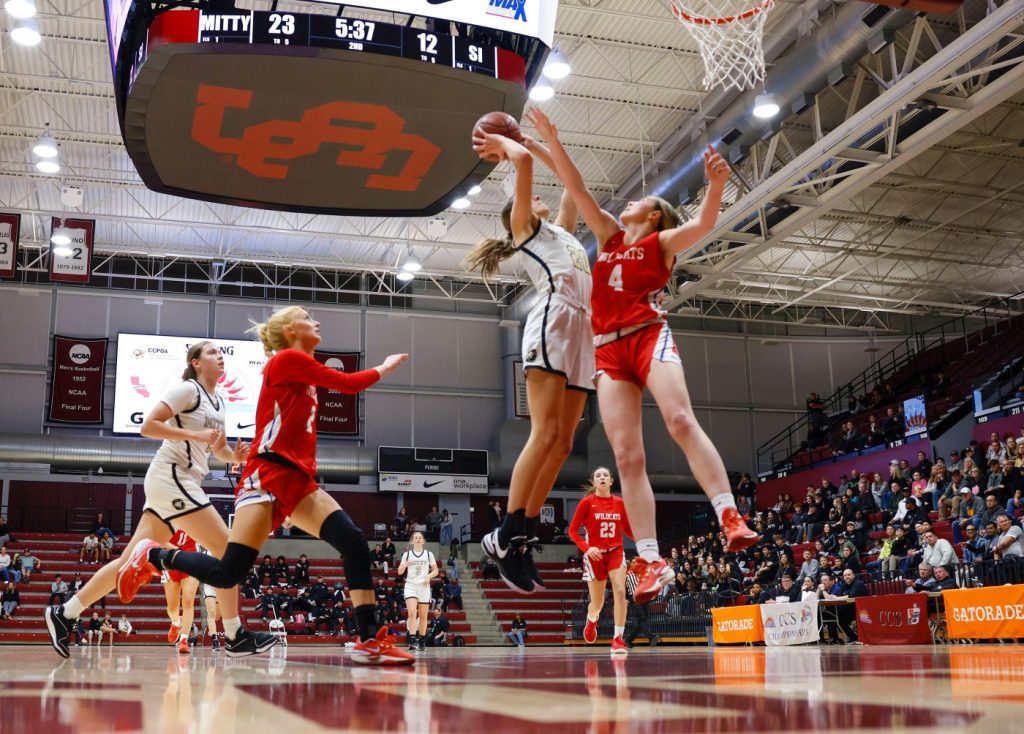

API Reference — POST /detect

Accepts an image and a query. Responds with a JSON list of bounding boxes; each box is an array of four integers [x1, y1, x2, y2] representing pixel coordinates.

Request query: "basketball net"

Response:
[[671, 0, 774, 92]]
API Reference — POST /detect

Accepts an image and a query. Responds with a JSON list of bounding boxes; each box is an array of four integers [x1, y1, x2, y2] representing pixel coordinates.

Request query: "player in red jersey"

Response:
[[530, 108, 759, 603], [118, 305, 415, 665], [162, 530, 199, 654], [569, 467, 633, 654]]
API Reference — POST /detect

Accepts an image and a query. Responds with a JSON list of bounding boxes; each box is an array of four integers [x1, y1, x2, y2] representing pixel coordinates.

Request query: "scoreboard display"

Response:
[[198, 11, 503, 80]]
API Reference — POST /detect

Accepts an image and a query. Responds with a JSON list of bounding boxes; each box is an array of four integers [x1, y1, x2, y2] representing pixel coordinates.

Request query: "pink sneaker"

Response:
[[116, 539, 161, 603]]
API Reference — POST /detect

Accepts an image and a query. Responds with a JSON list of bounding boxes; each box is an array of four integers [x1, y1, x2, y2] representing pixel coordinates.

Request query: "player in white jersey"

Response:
[[44, 341, 276, 659], [467, 129, 593, 594], [397, 532, 437, 651]]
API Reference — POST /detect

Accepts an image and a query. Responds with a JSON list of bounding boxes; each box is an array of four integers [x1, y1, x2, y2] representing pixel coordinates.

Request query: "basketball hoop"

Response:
[[671, 0, 775, 92]]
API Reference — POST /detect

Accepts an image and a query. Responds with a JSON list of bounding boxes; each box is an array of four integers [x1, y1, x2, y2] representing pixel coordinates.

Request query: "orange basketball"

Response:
[[473, 111, 523, 162]]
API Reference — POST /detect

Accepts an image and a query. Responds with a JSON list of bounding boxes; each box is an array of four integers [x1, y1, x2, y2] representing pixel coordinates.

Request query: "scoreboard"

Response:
[[197, 11, 506, 80], [378, 446, 489, 494]]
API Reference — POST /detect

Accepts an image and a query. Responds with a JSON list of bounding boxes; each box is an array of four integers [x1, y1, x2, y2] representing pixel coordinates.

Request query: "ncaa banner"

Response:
[[855, 593, 930, 645], [944, 584, 1024, 640], [711, 604, 764, 644], [48, 336, 107, 424], [49, 217, 95, 283], [314, 351, 360, 435], [0, 212, 19, 278], [761, 599, 818, 646]]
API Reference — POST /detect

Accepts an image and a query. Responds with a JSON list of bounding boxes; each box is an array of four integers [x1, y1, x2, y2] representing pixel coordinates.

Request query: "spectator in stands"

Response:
[[820, 476, 840, 502], [913, 450, 933, 478], [948, 449, 963, 474], [370, 544, 387, 574], [1007, 489, 1024, 517], [273, 556, 290, 586], [392, 506, 411, 540], [986, 460, 1006, 499], [993, 512, 1024, 560], [506, 612, 527, 647], [256, 588, 277, 620], [381, 537, 397, 570], [818, 523, 838, 555], [842, 521, 866, 553], [932, 371, 948, 399], [49, 574, 68, 606], [309, 576, 330, 603], [19, 550, 38, 582], [921, 531, 956, 569], [959, 523, 984, 564], [425, 506, 442, 542], [443, 576, 462, 611], [117, 613, 133, 638], [92, 513, 113, 539], [866, 415, 885, 447], [932, 564, 959, 591], [98, 532, 114, 563], [855, 481, 878, 516], [290, 589, 314, 627], [257, 555, 275, 585], [774, 555, 796, 585], [329, 601, 351, 635], [906, 563, 937, 593], [937, 469, 964, 520], [882, 408, 902, 442], [794, 549, 819, 587], [1, 581, 18, 619], [439, 510, 454, 548], [770, 534, 794, 565], [988, 432, 1007, 462], [1000, 458, 1023, 502], [79, 533, 99, 564], [839, 545, 862, 574], [744, 581, 767, 605], [85, 612, 103, 645], [766, 574, 798, 603], [0, 547, 10, 583], [839, 421, 864, 454], [426, 608, 450, 647], [882, 526, 909, 580], [953, 487, 984, 544], [0, 516, 10, 547], [293, 554, 310, 586], [99, 612, 116, 646]]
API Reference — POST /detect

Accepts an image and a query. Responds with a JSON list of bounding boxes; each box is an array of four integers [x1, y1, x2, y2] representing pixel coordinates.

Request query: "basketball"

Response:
[[473, 112, 523, 161]]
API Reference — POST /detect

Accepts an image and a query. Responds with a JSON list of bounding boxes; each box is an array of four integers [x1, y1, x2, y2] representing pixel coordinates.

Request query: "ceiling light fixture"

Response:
[[35, 158, 60, 173], [528, 81, 555, 101], [451, 197, 471, 209], [752, 92, 780, 119], [32, 124, 58, 158], [467, 185, 482, 196], [395, 270, 415, 282], [4, 0, 36, 19], [11, 16, 41, 46], [50, 224, 72, 247], [542, 50, 571, 80], [401, 256, 422, 273]]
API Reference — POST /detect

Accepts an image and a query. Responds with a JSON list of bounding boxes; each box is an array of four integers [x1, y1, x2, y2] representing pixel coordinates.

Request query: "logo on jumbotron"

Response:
[[190, 84, 440, 191], [217, 372, 248, 403]]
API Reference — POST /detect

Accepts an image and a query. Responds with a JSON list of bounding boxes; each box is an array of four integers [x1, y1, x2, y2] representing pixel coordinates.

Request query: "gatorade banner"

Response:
[[49, 217, 95, 283], [711, 604, 763, 644], [943, 584, 1024, 639], [761, 599, 818, 646], [314, 351, 360, 435], [48, 336, 107, 424], [855, 593, 931, 645], [0, 212, 19, 278]]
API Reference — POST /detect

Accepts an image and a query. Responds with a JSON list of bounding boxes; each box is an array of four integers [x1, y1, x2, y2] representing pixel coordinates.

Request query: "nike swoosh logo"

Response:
[[423, 480, 445, 488], [237, 422, 255, 429]]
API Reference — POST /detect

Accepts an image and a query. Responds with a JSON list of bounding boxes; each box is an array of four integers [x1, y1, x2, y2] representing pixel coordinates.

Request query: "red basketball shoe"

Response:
[[722, 507, 760, 552], [116, 539, 161, 603], [628, 557, 673, 605], [583, 617, 598, 644], [351, 627, 415, 666], [610, 636, 628, 656]]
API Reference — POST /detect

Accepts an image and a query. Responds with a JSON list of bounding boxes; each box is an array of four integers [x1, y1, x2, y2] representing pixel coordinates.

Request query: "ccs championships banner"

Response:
[[48, 336, 107, 423], [855, 593, 931, 645], [49, 217, 95, 283], [711, 604, 764, 644], [314, 351, 359, 435], [0, 212, 19, 278], [761, 599, 818, 646], [943, 584, 1024, 639]]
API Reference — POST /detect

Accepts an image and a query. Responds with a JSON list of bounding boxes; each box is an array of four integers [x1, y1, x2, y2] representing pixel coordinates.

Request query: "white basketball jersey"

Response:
[[402, 549, 435, 585], [151, 379, 224, 481], [518, 221, 591, 306]]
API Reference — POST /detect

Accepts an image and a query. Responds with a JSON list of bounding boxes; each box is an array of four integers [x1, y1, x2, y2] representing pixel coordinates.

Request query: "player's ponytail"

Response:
[[647, 196, 682, 231], [464, 200, 517, 281], [246, 305, 307, 357], [181, 340, 213, 380]]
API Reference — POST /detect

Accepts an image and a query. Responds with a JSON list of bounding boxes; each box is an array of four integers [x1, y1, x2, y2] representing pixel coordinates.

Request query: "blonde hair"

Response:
[[464, 201, 517, 282], [646, 196, 681, 232], [583, 466, 614, 496], [247, 305, 307, 357], [182, 341, 214, 380]]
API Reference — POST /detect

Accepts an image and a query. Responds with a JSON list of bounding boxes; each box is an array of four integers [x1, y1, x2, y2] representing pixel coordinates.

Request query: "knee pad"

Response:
[[320, 510, 372, 590]]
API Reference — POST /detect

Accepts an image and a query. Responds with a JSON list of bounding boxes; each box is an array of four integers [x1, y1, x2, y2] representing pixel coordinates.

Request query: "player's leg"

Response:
[[646, 358, 758, 552], [44, 512, 173, 658], [164, 577, 182, 643], [405, 595, 419, 649], [607, 564, 628, 653], [417, 602, 430, 637], [177, 577, 199, 653], [584, 575, 607, 644]]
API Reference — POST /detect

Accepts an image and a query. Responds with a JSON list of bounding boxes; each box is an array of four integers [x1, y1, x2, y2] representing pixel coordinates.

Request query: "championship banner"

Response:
[[49, 217, 95, 283], [48, 336, 107, 424], [761, 599, 818, 646], [314, 351, 360, 435], [711, 604, 763, 644], [943, 584, 1024, 639], [0, 212, 19, 278], [854, 593, 930, 645]]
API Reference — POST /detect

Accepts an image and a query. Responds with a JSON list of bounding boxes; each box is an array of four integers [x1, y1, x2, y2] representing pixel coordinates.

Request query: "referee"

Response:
[[624, 570, 660, 648]]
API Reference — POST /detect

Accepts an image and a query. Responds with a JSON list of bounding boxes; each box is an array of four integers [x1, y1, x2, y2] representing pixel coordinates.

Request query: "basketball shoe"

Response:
[[583, 617, 598, 644], [481, 529, 534, 594], [177, 636, 190, 654], [167, 622, 181, 644], [351, 626, 415, 666], [44, 605, 73, 658], [224, 628, 278, 658], [628, 557, 673, 604], [721, 507, 760, 552], [116, 539, 162, 603], [610, 636, 628, 656]]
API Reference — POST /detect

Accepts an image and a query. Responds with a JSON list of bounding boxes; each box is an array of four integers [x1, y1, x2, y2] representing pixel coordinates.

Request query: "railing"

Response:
[[564, 590, 719, 641], [757, 292, 1024, 472]]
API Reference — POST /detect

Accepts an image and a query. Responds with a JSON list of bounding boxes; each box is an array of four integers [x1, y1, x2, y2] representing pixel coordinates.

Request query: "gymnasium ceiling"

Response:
[[1, 0, 1022, 329]]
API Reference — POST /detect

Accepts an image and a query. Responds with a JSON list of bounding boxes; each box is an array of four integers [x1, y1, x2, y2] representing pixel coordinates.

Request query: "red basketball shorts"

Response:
[[235, 457, 320, 529], [595, 322, 681, 389], [582, 546, 625, 582]]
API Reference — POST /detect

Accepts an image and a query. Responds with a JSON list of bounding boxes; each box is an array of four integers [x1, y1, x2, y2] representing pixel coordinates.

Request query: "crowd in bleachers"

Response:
[[667, 427, 1024, 614]]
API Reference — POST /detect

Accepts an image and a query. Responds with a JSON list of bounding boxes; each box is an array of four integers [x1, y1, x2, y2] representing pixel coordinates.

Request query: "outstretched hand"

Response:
[[525, 108, 558, 141], [378, 353, 410, 377], [704, 145, 730, 187], [472, 131, 528, 162]]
